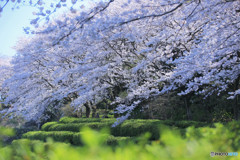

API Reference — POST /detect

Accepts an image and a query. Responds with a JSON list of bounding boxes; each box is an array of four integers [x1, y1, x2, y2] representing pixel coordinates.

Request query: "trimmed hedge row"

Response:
[[41, 122, 59, 131], [112, 122, 161, 139], [42, 122, 161, 139], [161, 120, 209, 128], [22, 131, 131, 145], [4, 122, 240, 160], [42, 122, 171, 140], [42, 118, 209, 140], [59, 117, 115, 123], [58, 117, 209, 128], [42, 122, 113, 132], [23, 117, 210, 146]]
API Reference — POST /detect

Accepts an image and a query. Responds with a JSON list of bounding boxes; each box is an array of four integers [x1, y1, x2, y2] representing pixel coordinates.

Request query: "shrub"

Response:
[[41, 118, 209, 140], [1, 124, 240, 160], [42, 122, 113, 132], [41, 122, 58, 131], [22, 130, 132, 146], [186, 121, 240, 151], [58, 117, 114, 123], [23, 131, 76, 143], [112, 122, 160, 139]]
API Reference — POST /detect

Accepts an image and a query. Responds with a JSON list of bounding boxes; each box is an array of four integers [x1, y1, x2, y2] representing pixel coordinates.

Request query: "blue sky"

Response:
[[0, 0, 96, 58], [0, 2, 37, 57]]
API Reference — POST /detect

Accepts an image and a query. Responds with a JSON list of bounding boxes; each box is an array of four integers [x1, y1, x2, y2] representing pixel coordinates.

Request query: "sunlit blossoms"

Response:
[[1, 0, 240, 124]]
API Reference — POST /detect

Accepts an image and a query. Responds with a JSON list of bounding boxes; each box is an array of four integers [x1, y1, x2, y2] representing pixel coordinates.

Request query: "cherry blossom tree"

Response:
[[160, 0, 240, 119], [0, 56, 12, 101], [1, 0, 240, 124]]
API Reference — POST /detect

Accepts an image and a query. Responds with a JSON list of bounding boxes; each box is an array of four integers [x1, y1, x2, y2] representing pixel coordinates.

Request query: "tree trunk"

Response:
[[149, 105, 154, 119], [92, 106, 96, 118], [184, 95, 192, 120], [114, 113, 119, 118], [234, 76, 240, 120], [84, 103, 91, 118], [80, 108, 83, 117]]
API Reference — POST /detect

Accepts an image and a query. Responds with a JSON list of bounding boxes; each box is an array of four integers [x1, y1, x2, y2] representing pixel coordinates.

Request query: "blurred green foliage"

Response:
[[1, 121, 240, 160]]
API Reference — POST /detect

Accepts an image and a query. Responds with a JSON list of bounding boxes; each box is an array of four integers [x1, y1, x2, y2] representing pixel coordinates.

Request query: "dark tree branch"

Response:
[[53, 0, 114, 46], [0, 0, 9, 12], [116, 3, 183, 27], [53, 1, 183, 46]]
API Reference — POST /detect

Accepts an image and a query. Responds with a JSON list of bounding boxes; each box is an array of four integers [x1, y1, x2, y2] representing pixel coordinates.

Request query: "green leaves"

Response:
[[80, 127, 110, 147], [0, 126, 15, 147], [0, 126, 15, 137], [2, 122, 240, 160]]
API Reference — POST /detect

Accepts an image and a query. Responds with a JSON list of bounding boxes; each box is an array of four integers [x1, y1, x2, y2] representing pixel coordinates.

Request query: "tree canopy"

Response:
[[1, 0, 240, 125]]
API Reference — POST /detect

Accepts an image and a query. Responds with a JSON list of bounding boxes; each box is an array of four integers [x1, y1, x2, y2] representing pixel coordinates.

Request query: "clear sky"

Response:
[[0, 2, 37, 57], [0, 0, 95, 58]]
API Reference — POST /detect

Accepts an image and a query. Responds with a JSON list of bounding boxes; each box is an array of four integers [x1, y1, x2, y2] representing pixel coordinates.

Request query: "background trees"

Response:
[[0, 56, 12, 103]]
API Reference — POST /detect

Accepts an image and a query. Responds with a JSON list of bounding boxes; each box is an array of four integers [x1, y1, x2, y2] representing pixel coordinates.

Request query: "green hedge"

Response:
[[186, 121, 240, 150], [42, 122, 160, 139], [42, 122, 113, 132], [2, 122, 240, 160], [58, 117, 115, 123], [22, 131, 131, 145], [22, 131, 74, 143], [112, 122, 160, 139], [42, 118, 209, 140], [161, 120, 210, 128], [41, 122, 58, 131], [58, 117, 209, 128]]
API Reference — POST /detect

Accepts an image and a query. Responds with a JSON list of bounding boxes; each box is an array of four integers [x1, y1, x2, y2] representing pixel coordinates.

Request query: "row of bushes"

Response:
[[186, 122, 240, 150], [42, 122, 113, 132], [1, 122, 240, 160], [22, 130, 132, 145], [58, 117, 209, 128], [58, 117, 115, 123], [41, 117, 209, 140], [42, 122, 163, 139]]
